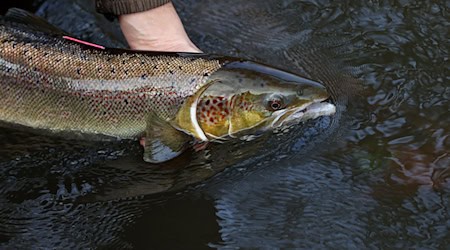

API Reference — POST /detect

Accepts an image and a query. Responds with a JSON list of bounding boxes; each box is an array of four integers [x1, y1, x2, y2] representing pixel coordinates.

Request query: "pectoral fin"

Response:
[[143, 114, 191, 164]]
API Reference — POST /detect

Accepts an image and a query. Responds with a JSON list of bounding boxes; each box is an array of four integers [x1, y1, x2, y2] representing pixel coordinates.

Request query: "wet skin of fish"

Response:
[[0, 9, 336, 163]]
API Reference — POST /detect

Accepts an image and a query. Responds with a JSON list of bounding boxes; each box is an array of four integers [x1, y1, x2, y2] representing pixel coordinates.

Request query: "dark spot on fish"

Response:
[[12, 43, 17, 48], [203, 72, 210, 77], [76, 68, 81, 75], [141, 74, 148, 79], [124, 99, 129, 105], [33, 67, 38, 71], [141, 61, 145, 65], [205, 100, 210, 105], [106, 57, 112, 62], [178, 66, 182, 70], [122, 60, 126, 65], [209, 117, 214, 122], [111, 68, 116, 73], [260, 83, 264, 87], [239, 78, 243, 83], [190, 78, 196, 84], [213, 99, 218, 104], [153, 65, 158, 70], [124, 69, 129, 75], [28, 57, 33, 61], [169, 70, 174, 74]]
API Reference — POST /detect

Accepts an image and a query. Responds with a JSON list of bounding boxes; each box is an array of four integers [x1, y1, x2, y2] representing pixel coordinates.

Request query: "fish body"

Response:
[[0, 19, 221, 139], [0, 9, 335, 163]]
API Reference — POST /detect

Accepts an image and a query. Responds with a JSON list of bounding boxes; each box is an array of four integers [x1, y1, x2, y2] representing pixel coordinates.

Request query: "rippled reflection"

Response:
[[0, 0, 448, 248]]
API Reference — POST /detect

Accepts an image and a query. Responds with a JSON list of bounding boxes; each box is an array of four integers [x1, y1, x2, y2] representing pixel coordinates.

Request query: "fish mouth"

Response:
[[271, 99, 336, 128]]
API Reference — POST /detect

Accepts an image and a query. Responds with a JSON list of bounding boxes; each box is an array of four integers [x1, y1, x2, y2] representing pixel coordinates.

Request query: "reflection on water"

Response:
[[0, 0, 449, 248]]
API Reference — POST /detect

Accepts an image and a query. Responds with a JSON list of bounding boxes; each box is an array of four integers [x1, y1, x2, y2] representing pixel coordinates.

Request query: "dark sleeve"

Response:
[[95, 0, 171, 15]]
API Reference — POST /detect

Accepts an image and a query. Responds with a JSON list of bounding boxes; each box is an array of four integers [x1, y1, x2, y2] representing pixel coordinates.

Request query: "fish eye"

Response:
[[267, 95, 285, 111]]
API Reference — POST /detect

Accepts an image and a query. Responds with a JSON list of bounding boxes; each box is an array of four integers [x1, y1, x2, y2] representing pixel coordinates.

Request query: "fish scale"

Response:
[[0, 20, 221, 139]]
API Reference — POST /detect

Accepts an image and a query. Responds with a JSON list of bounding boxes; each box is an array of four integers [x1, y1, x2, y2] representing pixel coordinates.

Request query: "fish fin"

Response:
[[143, 113, 191, 164], [4, 8, 68, 35]]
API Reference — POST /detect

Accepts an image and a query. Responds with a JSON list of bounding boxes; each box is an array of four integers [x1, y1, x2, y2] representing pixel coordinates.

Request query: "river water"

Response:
[[0, 0, 448, 249]]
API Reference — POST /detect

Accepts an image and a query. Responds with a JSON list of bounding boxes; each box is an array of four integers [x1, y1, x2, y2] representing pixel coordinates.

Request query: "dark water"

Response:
[[0, 0, 449, 249]]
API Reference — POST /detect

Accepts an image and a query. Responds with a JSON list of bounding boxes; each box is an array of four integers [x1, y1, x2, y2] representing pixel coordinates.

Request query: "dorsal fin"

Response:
[[4, 8, 68, 35]]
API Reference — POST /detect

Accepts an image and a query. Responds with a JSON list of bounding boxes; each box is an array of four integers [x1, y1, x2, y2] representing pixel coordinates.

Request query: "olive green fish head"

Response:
[[176, 60, 335, 140]]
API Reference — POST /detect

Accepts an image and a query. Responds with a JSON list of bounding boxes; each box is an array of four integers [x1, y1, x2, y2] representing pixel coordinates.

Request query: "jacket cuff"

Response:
[[96, 0, 171, 15]]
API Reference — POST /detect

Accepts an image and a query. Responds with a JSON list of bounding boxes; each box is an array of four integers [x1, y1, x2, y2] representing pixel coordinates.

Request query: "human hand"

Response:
[[118, 2, 202, 53]]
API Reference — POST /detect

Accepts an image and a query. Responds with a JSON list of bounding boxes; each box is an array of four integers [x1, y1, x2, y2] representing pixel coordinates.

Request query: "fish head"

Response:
[[194, 60, 336, 140]]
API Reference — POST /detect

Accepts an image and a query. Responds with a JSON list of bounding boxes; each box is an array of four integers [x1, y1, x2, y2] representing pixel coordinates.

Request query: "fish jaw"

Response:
[[273, 101, 336, 128], [267, 85, 333, 128]]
